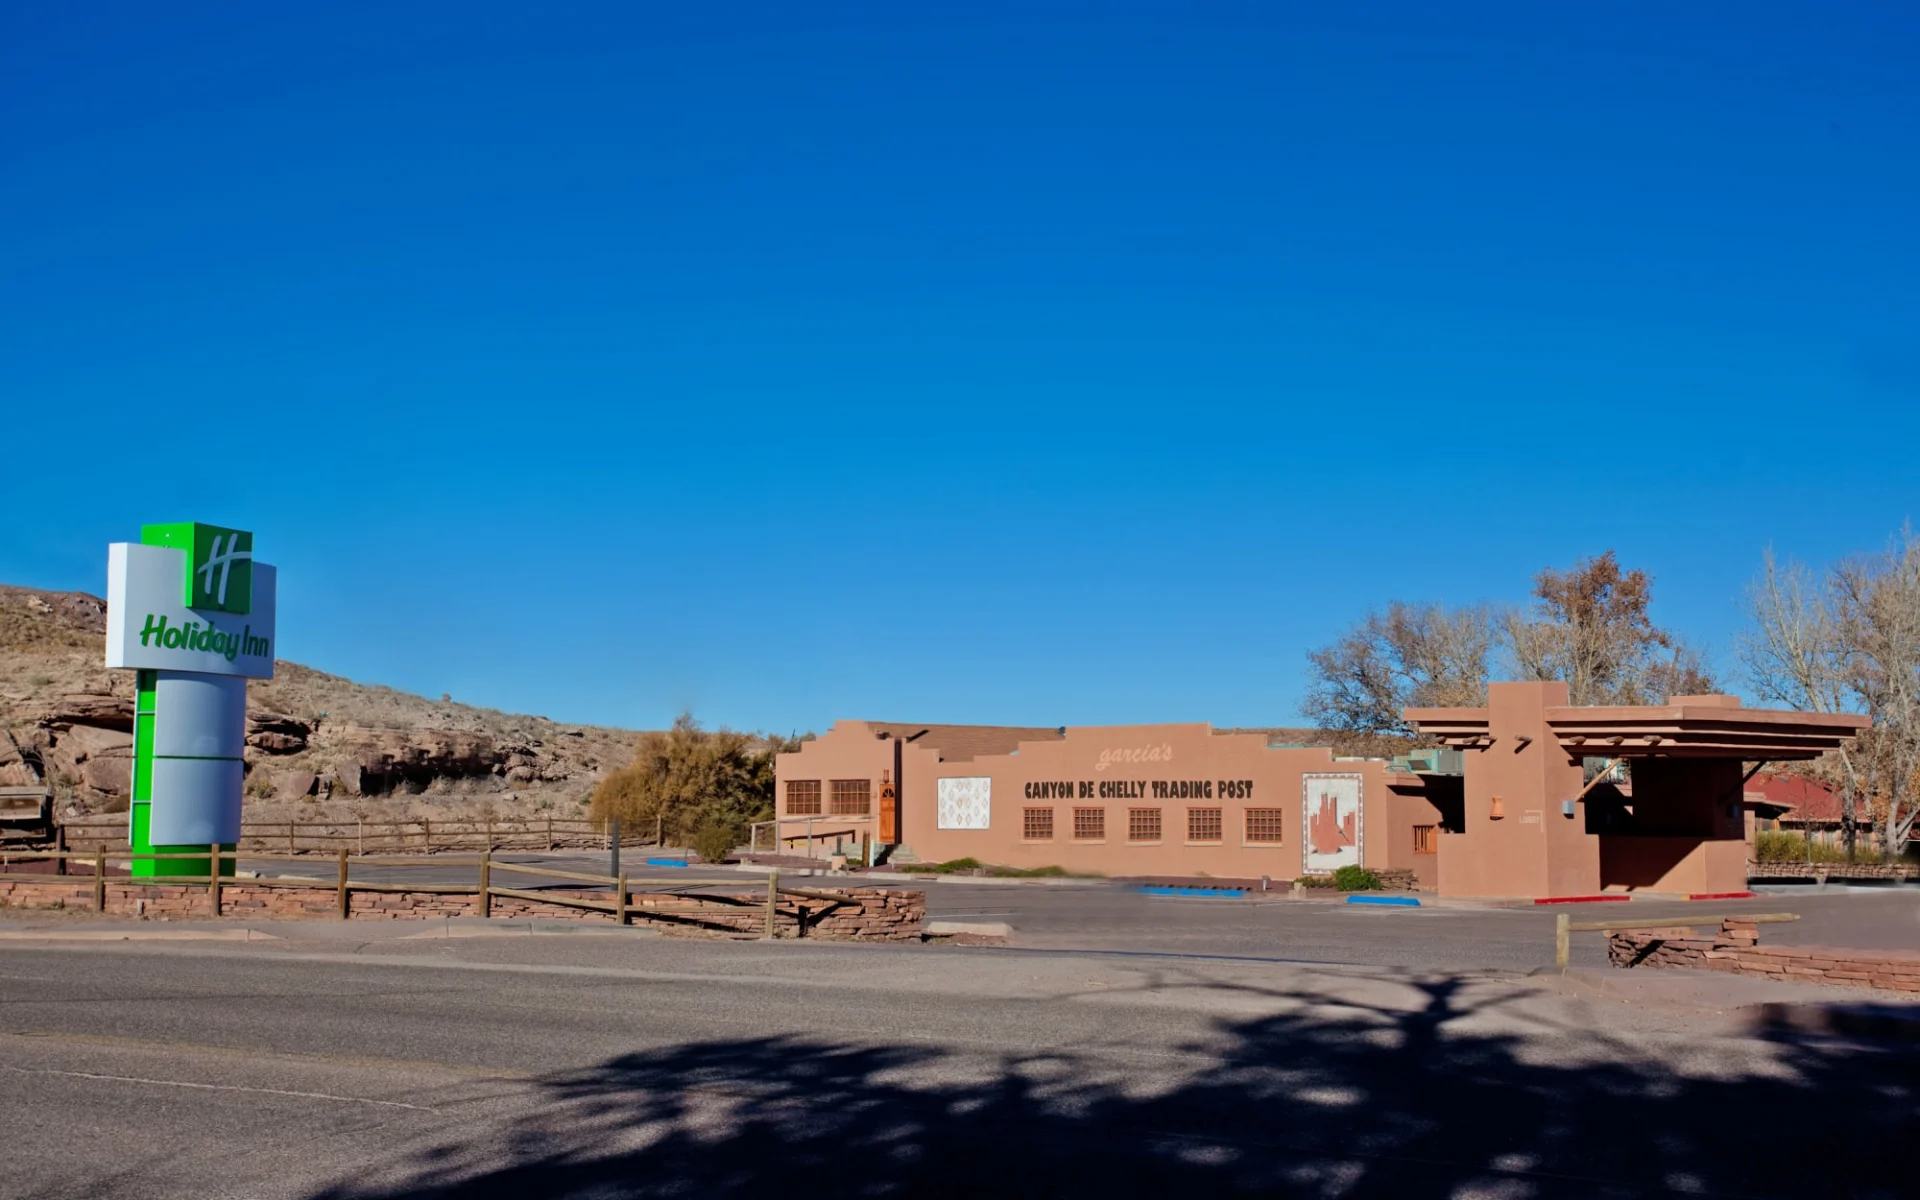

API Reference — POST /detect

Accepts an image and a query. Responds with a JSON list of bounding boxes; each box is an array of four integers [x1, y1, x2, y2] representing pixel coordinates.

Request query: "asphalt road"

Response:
[[1, 929, 1915, 1199], [250, 853, 1920, 968]]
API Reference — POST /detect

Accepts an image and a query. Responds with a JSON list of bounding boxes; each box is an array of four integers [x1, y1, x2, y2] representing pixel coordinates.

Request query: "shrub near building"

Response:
[[591, 713, 804, 850]]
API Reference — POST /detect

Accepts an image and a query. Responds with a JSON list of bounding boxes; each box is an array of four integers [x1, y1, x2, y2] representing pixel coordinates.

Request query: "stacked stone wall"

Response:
[[0, 878, 924, 941], [1745, 861, 1920, 882], [1610, 918, 1920, 994]]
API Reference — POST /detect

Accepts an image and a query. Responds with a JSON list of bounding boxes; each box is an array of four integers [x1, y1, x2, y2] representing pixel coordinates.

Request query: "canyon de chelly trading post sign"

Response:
[[105, 523, 276, 875]]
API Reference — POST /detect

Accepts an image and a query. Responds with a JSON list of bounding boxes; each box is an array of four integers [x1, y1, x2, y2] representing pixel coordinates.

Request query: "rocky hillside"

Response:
[[0, 584, 639, 821]]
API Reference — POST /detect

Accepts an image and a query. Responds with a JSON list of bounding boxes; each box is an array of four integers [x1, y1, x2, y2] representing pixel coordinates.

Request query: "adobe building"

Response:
[[773, 721, 1446, 887], [774, 684, 1869, 900], [1402, 682, 1869, 900]]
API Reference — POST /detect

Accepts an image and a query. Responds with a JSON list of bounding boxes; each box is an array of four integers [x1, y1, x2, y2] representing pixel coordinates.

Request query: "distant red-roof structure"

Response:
[[1746, 773, 1844, 824]]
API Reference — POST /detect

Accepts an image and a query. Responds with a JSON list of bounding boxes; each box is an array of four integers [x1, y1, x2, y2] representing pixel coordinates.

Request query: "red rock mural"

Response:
[[1303, 773, 1362, 873]]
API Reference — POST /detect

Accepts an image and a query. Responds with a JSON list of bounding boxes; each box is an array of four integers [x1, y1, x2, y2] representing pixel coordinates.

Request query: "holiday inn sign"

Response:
[[106, 523, 278, 874], [107, 523, 276, 678]]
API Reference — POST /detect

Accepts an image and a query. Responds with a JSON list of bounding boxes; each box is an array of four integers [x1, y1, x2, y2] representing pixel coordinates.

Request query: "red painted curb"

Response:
[[1687, 891, 1757, 901], [1533, 895, 1631, 905]]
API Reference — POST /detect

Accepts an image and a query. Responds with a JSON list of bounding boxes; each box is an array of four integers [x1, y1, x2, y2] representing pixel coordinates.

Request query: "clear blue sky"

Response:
[[4, 3, 1916, 734]]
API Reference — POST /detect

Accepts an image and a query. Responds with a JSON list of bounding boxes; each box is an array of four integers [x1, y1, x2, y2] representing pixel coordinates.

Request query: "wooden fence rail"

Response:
[[1552, 911, 1800, 968], [0, 847, 835, 937]]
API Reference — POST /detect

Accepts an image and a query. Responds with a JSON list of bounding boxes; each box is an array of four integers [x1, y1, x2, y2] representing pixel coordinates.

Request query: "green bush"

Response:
[[920, 857, 984, 874], [1293, 874, 1339, 889], [691, 823, 740, 864], [1753, 830, 1890, 865], [1332, 865, 1383, 891], [919, 858, 1101, 879]]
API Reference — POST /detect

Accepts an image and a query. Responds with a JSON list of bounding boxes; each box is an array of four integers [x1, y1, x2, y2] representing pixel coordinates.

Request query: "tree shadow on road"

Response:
[[307, 974, 1917, 1199]]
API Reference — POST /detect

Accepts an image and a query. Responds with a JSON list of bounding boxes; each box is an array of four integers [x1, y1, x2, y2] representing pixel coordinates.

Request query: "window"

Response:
[[829, 779, 871, 815], [786, 779, 821, 816], [1188, 807, 1223, 842], [1128, 808, 1161, 842], [1244, 808, 1284, 843], [1413, 824, 1437, 854], [1073, 807, 1105, 840], [1023, 808, 1053, 840]]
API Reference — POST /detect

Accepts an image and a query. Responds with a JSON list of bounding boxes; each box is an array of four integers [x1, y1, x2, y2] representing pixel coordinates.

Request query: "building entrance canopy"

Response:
[[1404, 694, 1868, 762]]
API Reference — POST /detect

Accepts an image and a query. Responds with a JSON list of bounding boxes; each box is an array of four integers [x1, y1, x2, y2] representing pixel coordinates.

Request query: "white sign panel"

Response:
[[936, 777, 992, 830], [106, 543, 277, 679], [1302, 773, 1363, 875], [152, 673, 247, 758], [149, 757, 244, 845]]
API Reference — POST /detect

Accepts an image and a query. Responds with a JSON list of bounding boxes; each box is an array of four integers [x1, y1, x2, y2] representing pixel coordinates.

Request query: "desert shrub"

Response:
[[918, 858, 1098, 878], [692, 823, 740, 864], [590, 713, 803, 848], [1332, 865, 1382, 891], [919, 857, 984, 874]]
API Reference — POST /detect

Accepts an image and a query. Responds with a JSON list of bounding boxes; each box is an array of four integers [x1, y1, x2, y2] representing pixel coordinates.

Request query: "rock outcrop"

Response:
[[3, 583, 633, 813], [246, 710, 311, 754], [30, 693, 136, 798]]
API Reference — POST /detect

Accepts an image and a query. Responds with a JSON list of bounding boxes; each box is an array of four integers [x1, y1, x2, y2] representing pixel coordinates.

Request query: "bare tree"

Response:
[[1506, 550, 1711, 705], [1833, 532, 1920, 859], [1740, 533, 1920, 860], [1303, 602, 1500, 746]]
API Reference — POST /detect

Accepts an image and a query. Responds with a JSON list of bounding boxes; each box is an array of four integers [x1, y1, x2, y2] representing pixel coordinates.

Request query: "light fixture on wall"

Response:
[[1562, 800, 1577, 818], [1489, 795, 1505, 820]]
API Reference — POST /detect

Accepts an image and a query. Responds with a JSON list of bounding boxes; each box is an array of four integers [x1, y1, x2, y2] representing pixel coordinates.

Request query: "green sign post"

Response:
[[106, 524, 277, 878]]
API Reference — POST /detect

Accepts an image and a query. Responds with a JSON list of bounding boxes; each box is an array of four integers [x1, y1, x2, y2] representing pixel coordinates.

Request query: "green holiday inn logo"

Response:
[[139, 522, 254, 614]]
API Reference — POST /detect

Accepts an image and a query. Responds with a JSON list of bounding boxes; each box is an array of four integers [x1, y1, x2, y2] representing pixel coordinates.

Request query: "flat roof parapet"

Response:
[[1404, 691, 1869, 762]]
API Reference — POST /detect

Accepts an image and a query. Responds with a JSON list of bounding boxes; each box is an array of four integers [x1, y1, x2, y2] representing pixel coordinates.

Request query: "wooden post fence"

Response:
[[616, 871, 628, 926], [479, 850, 492, 918], [1554, 911, 1800, 968], [208, 843, 222, 915], [765, 870, 778, 938], [94, 850, 105, 912], [337, 848, 350, 919]]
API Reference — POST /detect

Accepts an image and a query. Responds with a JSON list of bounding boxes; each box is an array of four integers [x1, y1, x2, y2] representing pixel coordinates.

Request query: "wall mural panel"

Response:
[[937, 776, 992, 830], [1302, 773, 1363, 874]]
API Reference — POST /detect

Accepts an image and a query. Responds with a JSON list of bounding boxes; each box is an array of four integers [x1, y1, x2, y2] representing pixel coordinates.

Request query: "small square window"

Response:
[[1073, 807, 1105, 840], [1023, 808, 1054, 840], [830, 779, 871, 815], [1127, 808, 1161, 842], [1187, 807, 1223, 842], [1413, 824, 1437, 854], [1244, 808, 1284, 843], [786, 780, 821, 816]]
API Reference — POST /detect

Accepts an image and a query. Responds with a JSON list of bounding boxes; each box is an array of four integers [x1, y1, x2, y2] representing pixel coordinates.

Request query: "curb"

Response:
[[925, 920, 1014, 939], [0, 927, 281, 942]]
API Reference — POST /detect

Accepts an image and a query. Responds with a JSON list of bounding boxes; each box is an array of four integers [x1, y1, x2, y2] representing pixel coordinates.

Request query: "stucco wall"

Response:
[[770, 723, 887, 851], [782, 721, 1438, 883], [1438, 682, 1593, 899]]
